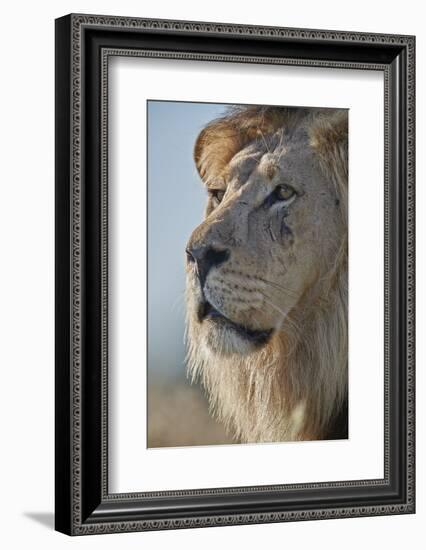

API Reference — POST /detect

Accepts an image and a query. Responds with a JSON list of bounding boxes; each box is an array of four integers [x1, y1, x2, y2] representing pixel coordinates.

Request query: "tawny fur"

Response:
[[186, 106, 348, 443]]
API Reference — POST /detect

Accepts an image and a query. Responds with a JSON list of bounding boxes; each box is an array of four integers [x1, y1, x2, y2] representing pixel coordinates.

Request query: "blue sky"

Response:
[[147, 100, 228, 379]]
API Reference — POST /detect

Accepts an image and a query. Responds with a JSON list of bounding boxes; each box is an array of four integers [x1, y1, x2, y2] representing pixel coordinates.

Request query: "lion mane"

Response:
[[186, 106, 348, 443]]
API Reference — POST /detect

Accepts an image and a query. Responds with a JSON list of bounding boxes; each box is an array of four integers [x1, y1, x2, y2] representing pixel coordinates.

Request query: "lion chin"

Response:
[[199, 299, 273, 357]]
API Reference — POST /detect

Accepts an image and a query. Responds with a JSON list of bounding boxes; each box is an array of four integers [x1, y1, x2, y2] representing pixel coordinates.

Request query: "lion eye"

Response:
[[209, 189, 225, 205], [274, 184, 296, 202]]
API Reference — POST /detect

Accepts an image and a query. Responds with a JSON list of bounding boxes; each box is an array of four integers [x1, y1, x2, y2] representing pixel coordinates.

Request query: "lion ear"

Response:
[[194, 119, 243, 184], [194, 112, 274, 184], [309, 110, 348, 178]]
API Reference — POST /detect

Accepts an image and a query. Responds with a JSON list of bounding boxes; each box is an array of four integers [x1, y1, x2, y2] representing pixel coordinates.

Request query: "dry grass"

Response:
[[148, 380, 233, 448]]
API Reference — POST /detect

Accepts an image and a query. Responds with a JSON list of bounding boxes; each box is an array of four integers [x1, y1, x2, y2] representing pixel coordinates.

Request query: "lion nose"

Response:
[[186, 246, 230, 287]]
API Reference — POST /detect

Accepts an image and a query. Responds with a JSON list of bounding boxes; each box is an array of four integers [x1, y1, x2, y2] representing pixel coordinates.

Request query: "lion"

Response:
[[185, 105, 348, 443]]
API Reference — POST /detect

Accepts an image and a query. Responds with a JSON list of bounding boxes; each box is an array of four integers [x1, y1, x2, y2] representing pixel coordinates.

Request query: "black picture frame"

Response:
[[55, 13, 415, 536]]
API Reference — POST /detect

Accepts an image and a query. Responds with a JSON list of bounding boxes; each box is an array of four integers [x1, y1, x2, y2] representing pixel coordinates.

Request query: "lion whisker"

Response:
[[256, 277, 299, 298], [255, 290, 303, 339], [274, 129, 286, 162], [259, 294, 287, 319], [170, 291, 185, 313], [257, 127, 271, 154]]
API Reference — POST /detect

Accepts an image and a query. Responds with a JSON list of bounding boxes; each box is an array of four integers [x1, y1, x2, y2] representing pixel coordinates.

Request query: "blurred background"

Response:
[[147, 100, 233, 447]]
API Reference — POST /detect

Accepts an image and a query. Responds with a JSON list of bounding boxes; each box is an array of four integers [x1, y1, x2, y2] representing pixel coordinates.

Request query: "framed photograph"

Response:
[[55, 14, 415, 535]]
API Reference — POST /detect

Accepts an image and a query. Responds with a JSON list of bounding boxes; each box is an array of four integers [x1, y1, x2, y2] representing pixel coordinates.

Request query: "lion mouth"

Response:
[[199, 300, 273, 346]]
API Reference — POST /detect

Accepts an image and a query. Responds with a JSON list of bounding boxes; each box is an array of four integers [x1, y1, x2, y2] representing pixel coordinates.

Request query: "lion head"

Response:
[[185, 106, 348, 443]]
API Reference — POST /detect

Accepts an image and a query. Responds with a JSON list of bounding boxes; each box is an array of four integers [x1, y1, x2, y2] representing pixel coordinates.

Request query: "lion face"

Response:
[[186, 123, 344, 357]]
